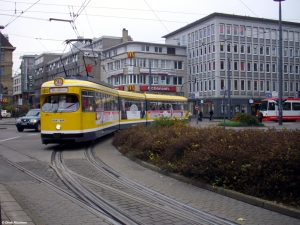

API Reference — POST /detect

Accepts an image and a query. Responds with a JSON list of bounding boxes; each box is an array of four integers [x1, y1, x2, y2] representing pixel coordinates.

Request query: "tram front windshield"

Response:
[[42, 95, 79, 112], [260, 101, 268, 111]]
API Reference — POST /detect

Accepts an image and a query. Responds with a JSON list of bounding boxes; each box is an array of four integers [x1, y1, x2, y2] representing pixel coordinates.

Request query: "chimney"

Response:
[[122, 28, 128, 43]]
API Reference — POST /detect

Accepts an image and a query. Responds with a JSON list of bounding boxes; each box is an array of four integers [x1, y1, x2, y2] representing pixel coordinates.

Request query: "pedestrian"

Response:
[[257, 110, 263, 123], [188, 111, 192, 122], [209, 109, 214, 121], [198, 111, 203, 121]]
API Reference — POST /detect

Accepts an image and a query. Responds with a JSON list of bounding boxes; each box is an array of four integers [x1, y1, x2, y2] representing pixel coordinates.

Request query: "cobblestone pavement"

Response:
[[1, 118, 300, 225]]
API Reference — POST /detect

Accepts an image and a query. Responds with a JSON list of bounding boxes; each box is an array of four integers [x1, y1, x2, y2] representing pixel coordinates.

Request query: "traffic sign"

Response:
[[195, 105, 199, 110]]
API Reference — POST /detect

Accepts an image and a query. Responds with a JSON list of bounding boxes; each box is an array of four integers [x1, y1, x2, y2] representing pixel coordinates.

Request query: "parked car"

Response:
[[1, 109, 11, 118], [15, 109, 41, 132]]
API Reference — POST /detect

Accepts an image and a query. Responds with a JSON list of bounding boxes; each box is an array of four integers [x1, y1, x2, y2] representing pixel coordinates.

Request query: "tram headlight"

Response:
[[56, 124, 61, 130]]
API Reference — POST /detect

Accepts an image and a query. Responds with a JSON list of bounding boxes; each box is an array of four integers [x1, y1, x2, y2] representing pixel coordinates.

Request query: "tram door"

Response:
[[251, 103, 261, 116]]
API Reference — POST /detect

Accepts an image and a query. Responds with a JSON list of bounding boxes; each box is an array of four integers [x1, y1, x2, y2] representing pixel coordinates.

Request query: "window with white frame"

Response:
[[212, 43, 215, 52], [208, 80, 211, 90], [260, 80, 264, 91], [246, 26, 252, 37], [253, 45, 258, 54], [284, 81, 288, 91], [266, 46, 270, 55], [161, 76, 166, 84], [247, 44, 251, 54], [253, 27, 258, 38], [241, 80, 245, 90], [234, 61, 238, 70], [247, 62, 251, 71], [253, 62, 258, 72], [272, 81, 276, 91], [154, 47, 162, 53], [226, 25, 231, 35], [234, 80, 238, 90], [220, 43, 224, 52], [296, 65, 299, 73], [174, 61, 183, 69], [212, 61, 215, 70], [266, 80, 270, 91], [259, 63, 264, 72], [272, 47, 276, 56], [220, 24, 224, 34], [247, 80, 251, 91], [290, 65, 293, 73], [254, 80, 258, 91], [203, 28, 206, 38], [260, 46, 264, 55], [234, 43, 238, 53], [221, 79, 225, 90], [240, 44, 245, 53], [265, 29, 270, 39], [272, 64, 276, 73], [227, 43, 231, 52], [266, 63, 270, 72], [296, 82, 299, 91], [240, 26, 245, 36], [284, 64, 288, 73], [161, 60, 172, 69], [284, 48, 288, 57], [220, 60, 224, 70], [290, 48, 293, 57], [240, 62, 245, 71], [207, 26, 210, 37], [295, 48, 299, 57], [233, 25, 238, 36], [211, 24, 215, 35], [259, 28, 264, 38], [142, 45, 149, 51], [290, 82, 293, 92]]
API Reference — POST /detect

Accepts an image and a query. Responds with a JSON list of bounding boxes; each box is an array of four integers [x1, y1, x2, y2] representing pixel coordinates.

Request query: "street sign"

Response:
[[195, 105, 199, 110]]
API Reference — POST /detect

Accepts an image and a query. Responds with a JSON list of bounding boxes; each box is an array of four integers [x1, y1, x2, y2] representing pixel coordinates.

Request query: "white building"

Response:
[[163, 13, 300, 118]]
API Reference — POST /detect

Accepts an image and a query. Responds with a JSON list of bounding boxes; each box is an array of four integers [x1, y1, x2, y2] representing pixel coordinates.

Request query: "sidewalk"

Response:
[[189, 117, 300, 130]]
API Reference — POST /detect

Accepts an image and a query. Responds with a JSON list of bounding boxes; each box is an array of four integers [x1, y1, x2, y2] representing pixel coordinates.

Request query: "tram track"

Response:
[[0, 136, 237, 224], [0, 142, 124, 225], [82, 140, 238, 225]]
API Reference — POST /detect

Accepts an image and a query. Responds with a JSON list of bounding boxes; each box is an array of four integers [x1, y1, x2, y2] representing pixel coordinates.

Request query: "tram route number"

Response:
[[52, 119, 65, 122]]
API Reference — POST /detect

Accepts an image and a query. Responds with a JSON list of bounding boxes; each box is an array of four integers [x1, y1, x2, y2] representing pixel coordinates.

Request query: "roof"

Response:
[[162, 12, 300, 38], [0, 33, 16, 50]]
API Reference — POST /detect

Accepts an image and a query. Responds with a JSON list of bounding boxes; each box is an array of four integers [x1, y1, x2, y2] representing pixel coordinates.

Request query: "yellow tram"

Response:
[[40, 76, 188, 144]]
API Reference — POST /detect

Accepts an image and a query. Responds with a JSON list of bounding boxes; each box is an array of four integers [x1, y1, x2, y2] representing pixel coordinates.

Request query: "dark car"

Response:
[[16, 109, 41, 132]]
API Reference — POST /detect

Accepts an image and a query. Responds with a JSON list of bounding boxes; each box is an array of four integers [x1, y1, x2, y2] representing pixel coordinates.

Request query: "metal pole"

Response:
[[0, 26, 4, 120], [278, 1, 283, 125], [227, 57, 231, 120], [223, 88, 226, 128], [149, 61, 152, 93]]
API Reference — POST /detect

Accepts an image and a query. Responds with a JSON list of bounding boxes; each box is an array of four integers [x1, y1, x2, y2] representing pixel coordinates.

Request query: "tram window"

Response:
[[292, 102, 300, 110], [268, 102, 275, 110], [283, 102, 291, 110]]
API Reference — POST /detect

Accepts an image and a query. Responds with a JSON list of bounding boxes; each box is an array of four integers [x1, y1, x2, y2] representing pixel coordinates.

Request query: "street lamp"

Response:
[[0, 25, 5, 120], [274, 0, 285, 125]]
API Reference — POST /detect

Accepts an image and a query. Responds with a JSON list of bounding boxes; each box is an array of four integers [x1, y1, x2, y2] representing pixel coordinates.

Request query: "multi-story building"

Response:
[[163, 13, 300, 118], [34, 53, 62, 103], [13, 55, 38, 107], [0, 32, 15, 108], [102, 41, 187, 97]]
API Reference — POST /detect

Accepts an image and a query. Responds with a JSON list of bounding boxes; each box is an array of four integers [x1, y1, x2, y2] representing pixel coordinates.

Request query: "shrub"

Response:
[[150, 116, 188, 128], [231, 113, 262, 126], [112, 125, 300, 208]]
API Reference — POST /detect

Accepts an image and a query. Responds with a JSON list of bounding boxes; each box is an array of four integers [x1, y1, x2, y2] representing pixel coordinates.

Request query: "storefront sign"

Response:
[[140, 86, 176, 92]]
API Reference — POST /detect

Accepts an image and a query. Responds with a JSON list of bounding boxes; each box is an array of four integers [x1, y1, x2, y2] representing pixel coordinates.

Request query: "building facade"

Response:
[[0, 33, 15, 108], [163, 13, 300, 118], [101, 41, 187, 97]]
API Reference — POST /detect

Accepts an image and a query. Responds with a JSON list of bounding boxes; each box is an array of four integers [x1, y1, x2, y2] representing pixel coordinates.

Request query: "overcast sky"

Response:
[[0, 0, 299, 75]]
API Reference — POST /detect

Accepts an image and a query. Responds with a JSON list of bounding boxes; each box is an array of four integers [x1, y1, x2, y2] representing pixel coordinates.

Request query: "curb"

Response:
[[127, 155, 300, 220]]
